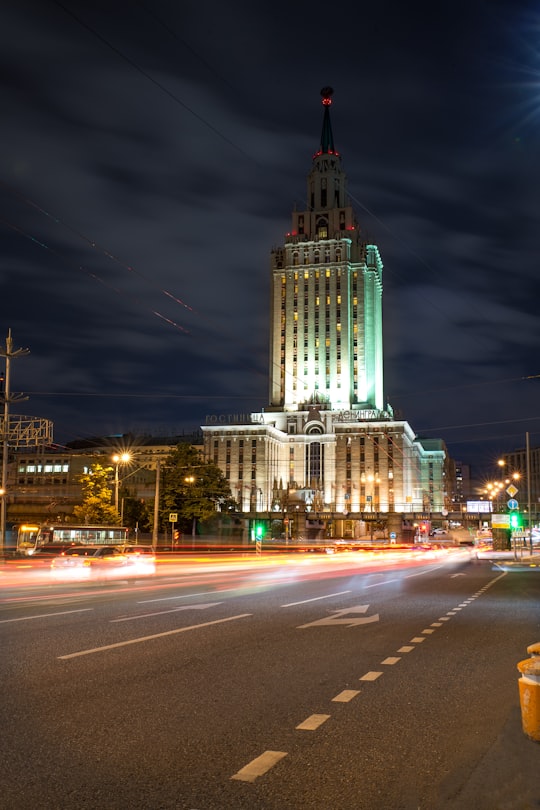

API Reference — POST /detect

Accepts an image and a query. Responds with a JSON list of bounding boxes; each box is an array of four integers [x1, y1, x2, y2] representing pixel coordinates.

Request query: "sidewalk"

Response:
[[476, 549, 540, 570], [441, 706, 540, 809], [438, 549, 540, 807]]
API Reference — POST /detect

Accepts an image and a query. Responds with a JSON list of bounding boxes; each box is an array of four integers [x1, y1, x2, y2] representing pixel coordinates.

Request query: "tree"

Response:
[[160, 444, 235, 536], [121, 492, 152, 533], [71, 463, 121, 525]]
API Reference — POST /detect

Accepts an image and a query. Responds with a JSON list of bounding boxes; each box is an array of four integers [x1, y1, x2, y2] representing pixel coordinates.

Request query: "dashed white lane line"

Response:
[[281, 590, 351, 607], [0, 608, 93, 624], [410, 637, 426, 643], [364, 578, 400, 588], [296, 714, 331, 730], [439, 617, 450, 621], [332, 689, 361, 702], [360, 671, 383, 681], [431, 622, 443, 627], [231, 751, 287, 782], [381, 656, 401, 665], [398, 645, 415, 653], [422, 628, 435, 634], [111, 603, 222, 622], [58, 614, 252, 659]]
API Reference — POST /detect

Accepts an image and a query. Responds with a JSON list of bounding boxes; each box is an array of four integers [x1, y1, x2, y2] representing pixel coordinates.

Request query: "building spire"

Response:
[[318, 86, 337, 155]]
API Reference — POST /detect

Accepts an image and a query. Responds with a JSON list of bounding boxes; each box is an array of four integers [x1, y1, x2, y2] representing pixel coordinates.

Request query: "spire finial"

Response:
[[321, 86, 333, 106], [318, 87, 336, 155]]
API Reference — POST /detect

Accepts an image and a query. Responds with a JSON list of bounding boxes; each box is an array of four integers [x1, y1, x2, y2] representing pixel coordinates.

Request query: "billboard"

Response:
[[466, 500, 492, 513]]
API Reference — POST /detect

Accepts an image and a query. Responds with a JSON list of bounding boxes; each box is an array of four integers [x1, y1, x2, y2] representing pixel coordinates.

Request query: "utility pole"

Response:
[[0, 330, 29, 557], [152, 458, 161, 551], [526, 431, 532, 555]]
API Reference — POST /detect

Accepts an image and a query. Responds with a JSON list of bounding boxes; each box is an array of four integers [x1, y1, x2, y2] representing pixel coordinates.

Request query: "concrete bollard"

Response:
[[517, 656, 540, 742], [527, 641, 540, 658]]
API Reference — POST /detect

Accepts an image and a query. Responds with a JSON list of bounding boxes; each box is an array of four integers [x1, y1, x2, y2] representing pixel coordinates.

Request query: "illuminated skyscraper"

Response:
[[203, 90, 448, 539], [269, 87, 383, 414]]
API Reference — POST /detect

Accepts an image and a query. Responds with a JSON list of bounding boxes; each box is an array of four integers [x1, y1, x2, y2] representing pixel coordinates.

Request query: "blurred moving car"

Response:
[[50, 545, 155, 581], [121, 545, 157, 574], [26, 543, 79, 567]]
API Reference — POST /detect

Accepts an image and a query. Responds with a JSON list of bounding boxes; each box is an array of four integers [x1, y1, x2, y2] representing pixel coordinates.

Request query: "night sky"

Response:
[[2, 0, 540, 474]]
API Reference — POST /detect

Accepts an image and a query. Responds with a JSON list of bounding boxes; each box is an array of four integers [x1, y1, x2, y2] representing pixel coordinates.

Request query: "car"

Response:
[[50, 544, 155, 582], [26, 543, 79, 565], [121, 545, 157, 575], [31, 542, 79, 556]]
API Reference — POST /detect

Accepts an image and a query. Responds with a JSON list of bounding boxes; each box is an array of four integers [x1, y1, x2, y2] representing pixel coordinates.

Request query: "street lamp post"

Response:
[[112, 453, 131, 513], [184, 475, 197, 547]]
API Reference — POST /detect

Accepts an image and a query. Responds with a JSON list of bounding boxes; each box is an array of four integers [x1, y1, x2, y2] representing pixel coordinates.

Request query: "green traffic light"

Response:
[[510, 512, 521, 529]]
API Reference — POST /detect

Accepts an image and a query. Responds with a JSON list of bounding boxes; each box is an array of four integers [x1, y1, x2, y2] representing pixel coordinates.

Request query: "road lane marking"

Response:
[[364, 578, 399, 588], [139, 589, 238, 604], [431, 622, 443, 627], [231, 751, 287, 782], [410, 637, 425, 643], [381, 657, 400, 665], [405, 565, 445, 577], [360, 671, 382, 681], [298, 604, 379, 628], [422, 629, 435, 634], [0, 608, 93, 624], [332, 690, 360, 702], [439, 617, 450, 621], [398, 645, 415, 653], [296, 714, 331, 730], [281, 590, 351, 607], [111, 603, 222, 622], [58, 614, 252, 659]]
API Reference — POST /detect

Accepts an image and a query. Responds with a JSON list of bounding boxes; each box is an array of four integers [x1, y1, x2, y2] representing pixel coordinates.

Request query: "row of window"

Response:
[[19, 463, 70, 474]]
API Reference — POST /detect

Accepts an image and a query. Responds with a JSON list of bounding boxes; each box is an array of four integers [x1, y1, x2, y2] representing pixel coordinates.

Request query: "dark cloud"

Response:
[[1, 0, 540, 472]]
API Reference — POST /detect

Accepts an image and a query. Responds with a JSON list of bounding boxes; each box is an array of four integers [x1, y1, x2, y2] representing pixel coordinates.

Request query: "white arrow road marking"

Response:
[[298, 604, 379, 629], [111, 603, 222, 622]]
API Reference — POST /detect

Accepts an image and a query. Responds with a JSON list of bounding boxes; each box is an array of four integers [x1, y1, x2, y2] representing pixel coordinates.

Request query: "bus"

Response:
[[17, 524, 129, 556]]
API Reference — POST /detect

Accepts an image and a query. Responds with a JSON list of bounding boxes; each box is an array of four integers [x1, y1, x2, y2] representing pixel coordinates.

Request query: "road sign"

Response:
[[507, 499, 518, 510], [169, 512, 178, 522], [506, 484, 518, 497]]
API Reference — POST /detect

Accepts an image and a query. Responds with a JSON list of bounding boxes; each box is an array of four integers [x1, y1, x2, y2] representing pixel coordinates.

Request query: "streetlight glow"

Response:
[[112, 453, 131, 513]]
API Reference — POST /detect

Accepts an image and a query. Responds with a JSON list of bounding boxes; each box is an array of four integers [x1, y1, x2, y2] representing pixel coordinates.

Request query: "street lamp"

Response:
[[112, 453, 131, 512]]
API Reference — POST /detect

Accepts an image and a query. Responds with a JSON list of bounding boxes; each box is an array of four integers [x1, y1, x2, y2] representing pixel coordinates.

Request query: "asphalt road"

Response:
[[0, 549, 539, 810]]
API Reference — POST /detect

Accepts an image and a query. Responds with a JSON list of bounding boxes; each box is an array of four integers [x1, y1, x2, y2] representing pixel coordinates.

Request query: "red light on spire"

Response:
[[321, 86, 333, 106]]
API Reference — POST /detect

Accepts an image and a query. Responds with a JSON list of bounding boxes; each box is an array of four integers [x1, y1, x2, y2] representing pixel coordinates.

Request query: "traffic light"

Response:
[[255, 523, 264, 540], [509, 512, 521, 530]]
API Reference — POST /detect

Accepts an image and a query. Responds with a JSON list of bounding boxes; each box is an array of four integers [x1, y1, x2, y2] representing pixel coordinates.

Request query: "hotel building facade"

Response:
[[202, 90, 450, 540]]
